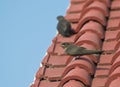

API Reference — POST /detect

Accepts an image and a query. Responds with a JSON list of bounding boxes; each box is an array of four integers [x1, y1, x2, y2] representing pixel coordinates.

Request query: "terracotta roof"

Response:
[[30, 0, 120, 87]]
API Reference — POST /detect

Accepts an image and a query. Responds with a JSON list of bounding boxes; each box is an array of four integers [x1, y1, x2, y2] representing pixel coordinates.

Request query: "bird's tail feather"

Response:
[[80, 50, 103, 55]]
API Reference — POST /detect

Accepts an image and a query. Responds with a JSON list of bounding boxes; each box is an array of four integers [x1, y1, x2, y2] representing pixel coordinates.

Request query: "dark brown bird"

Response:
[[57, 15, 75, 37]]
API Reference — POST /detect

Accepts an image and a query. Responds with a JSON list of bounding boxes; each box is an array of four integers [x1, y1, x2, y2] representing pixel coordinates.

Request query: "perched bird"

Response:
[[57, 15, 75, 37], [61, 42, 103, 56]]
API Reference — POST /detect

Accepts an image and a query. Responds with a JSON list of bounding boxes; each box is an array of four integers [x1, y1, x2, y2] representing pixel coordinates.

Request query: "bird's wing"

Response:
[[62, 23, 67, 30], [78, 46, 86, 50], [57, 20, 72, 37], [57, 22, 67, 31], [65, 45, 86, 55], [64, 21, 71, 30]]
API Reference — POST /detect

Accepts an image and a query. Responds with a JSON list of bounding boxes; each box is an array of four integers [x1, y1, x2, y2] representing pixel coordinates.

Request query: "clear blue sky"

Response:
[[0, 0, 69, 87]]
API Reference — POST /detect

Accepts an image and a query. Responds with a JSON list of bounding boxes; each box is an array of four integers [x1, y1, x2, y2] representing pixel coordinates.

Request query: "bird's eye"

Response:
[[61, 43, 64, 46], [61, 42, 69, 46], [61, 43, 67, 47]]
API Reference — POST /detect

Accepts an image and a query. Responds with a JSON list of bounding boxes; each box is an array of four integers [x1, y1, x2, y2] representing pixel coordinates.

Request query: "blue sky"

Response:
[[0, 0, 69, 87]]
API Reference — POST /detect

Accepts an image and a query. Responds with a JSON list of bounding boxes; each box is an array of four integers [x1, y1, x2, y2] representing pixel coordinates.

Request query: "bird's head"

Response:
[[57, 15, 64, 21], [61, 42, 73, 49]]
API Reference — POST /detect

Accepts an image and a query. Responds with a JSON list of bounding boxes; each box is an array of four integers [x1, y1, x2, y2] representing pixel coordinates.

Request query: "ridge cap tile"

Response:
[[80, 21, 105, 39], [76, 32, 102, 50], [59, 67, 91, 87], [77, 9, 106, 29], [63, 57, 95, 75], [82, 0, 109, 17], [67, 2, 85, 13]]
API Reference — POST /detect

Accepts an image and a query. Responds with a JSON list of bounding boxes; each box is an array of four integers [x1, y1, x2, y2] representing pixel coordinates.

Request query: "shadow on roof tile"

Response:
[[95, 65, 110, 77], [83, 55, 100, 64], [63, 80, 85, 87]]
